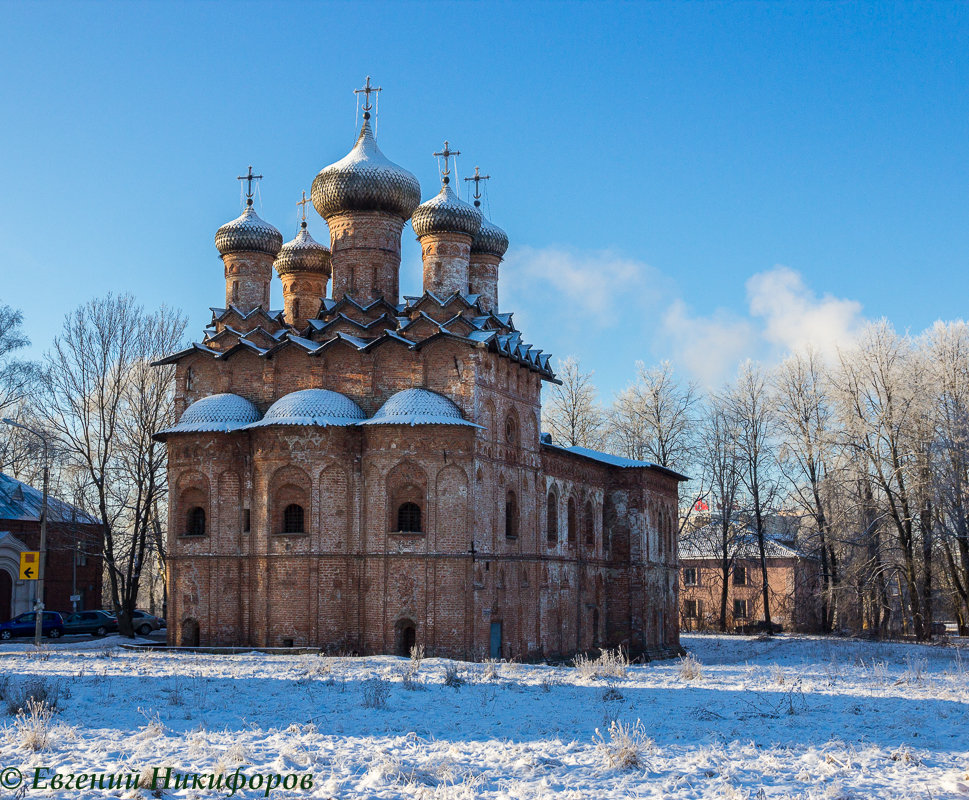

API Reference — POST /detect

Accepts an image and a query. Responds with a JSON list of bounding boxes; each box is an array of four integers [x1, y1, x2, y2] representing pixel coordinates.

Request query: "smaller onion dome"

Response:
[[274, 222, 332, 276], [360, 388, 482, 427], [412, 182, 483, 239], [471, 215, 509, 258], [158, 393, 261, 435], [215, 201, 284, 258], [311, 115, 421, 221], [245, 389, 365, 428]]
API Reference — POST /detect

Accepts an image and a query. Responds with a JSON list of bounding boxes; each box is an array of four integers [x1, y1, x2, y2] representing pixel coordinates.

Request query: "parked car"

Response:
[[0, 611, 65, 640], [131, 609, 165, 636], [63, 610, 119, 637]]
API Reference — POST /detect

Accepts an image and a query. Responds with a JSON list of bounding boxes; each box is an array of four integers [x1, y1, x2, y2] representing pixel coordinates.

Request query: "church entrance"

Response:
[[394, 619, 416, 656], [489, 621, 502, 659], [0, 568, 11, 622]]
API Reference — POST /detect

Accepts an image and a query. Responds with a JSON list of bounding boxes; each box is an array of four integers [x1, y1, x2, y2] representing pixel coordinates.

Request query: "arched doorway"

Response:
[[0, 568, 12, 622], [394, 618, 416, 656], [180, 618, 200, 647]]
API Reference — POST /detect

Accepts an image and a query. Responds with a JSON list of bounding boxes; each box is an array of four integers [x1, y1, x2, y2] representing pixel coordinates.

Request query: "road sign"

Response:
[[19, 551, 39, 580], [69, 594, 81, 602]]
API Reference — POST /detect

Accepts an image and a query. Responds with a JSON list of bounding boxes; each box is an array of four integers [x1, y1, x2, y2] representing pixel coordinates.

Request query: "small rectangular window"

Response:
[[683, 567, 698, 586], [684, 599, 700, 618], [733, 566, 748, 586], [733, 599, 749, 619], [243, 509, 251, 532]]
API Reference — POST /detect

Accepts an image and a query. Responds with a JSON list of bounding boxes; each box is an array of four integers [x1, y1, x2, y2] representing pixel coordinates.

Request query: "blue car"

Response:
[[0, 611, 65, 640]]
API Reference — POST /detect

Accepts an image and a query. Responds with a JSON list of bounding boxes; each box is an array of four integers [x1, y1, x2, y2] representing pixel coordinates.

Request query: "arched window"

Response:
[[185, 366, 194, 392], [546, 491, 558, 545], [584, 501, 595, 547], [187, 507, 205, 536], [567, 497, 577, 546], [397, 502, 422, 532], [292, 297, 300, 321], [505, 490, 519, 539], [283, 503, 304, 534]]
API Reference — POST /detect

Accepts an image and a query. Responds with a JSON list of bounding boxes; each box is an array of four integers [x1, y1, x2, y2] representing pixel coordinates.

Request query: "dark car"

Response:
[[0, 611, 65, 640], [63, 610, 119, 637]]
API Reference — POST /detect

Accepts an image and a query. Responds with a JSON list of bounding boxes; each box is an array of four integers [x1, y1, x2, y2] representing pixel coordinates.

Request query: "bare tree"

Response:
[[723, 361, 779, 632], [38, 294, 185, 637], [0, 303, 41, 477], [542, 356, 605, 448]]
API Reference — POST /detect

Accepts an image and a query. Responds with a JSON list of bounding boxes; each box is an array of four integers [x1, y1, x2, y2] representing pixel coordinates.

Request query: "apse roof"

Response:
[[359, 388, 482, 428], [245, 389, 366, 428], [156, 393, 261, 436]]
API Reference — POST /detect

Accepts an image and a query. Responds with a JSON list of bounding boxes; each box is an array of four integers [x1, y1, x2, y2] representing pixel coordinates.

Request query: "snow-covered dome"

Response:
[[311, 116, 421, 221], [245, 389, 366, 428], [159, 393, 261, 435], [412, 182, 482, 239], [274, 222, 332, 276], [360, 388, 481, 427], [215, 202, 284, 258], [471, 215, 509, 258]]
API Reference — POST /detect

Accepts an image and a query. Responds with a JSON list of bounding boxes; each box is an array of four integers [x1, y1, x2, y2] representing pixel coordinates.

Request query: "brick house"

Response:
[[678, 524, 822, 633], [155, 84, 686, 659], [0, 472, 103, 621]]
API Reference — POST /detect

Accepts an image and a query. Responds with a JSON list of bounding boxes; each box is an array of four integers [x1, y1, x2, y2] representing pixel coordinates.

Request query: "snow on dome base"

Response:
[[245, 389, 366, 428], [359, 388, 482, 428], [158, 393, 261, 435]]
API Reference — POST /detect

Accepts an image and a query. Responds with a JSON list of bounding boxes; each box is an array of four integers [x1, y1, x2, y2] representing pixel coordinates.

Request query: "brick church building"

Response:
[[156, 81, 685, 659]]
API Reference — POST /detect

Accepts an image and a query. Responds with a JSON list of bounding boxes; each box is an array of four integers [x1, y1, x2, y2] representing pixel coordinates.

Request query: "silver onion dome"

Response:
[[311, 116, 421, 220], [274, 222, 332, 276], [411, 182, 483, 239], [215, 202, 284, 257], [471, 215, 509, 258]]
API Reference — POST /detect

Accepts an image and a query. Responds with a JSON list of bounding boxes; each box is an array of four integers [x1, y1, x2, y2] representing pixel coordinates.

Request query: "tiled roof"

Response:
[[0, 472, 98, 525]]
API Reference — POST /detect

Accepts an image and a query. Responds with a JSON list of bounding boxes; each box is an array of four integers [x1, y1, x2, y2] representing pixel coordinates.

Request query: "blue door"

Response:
[[489, 621, 502, 659]]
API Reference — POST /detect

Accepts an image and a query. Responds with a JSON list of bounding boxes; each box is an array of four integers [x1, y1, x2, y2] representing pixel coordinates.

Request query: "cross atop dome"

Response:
[[237, 165, 262, 207], [354, 75, 381, 119], [297, 191, 311, 229], [433, 140, 460, 185], [464, 166, 490, 207]]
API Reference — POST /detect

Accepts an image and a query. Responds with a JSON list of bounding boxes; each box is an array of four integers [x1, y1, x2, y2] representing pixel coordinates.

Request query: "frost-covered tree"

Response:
[[542, 356, 605, 448]]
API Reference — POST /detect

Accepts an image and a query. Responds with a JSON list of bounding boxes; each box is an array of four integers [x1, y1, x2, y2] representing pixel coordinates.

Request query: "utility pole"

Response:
[[2, 419, 50, 647]]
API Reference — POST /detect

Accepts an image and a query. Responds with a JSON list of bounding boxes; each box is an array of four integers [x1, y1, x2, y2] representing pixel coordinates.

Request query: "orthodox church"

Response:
[[156, 80, 685, 659]]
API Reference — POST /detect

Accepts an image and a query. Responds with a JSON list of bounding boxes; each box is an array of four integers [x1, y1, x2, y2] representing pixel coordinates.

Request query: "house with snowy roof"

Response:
[[0, 472, 103, 621], [154, 80, 686, 659]]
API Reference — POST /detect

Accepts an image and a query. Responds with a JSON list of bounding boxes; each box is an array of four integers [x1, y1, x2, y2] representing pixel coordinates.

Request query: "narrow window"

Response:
[[733, 566, 748, 586], [683, 567, 698, 586], [397, 502, 422, 532], [505, 416, 518, 445], [584, 501, 594, 547], [292, 297, 300, 321], [243, 508, 251, 532], [505, 490, 518, 539], [546, 492, 558, 545], [232, 281, 239, 302], [185, 366, 194, 392], [283, 503, 304, 534], [187, 507, 205, 536], [567, 497, 577, 546]]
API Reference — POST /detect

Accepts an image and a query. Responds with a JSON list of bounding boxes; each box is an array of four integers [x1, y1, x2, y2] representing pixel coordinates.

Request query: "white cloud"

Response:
[[746, 266, 864, 360], [501, 246, 666, 325], [660, 299, 759, 388]]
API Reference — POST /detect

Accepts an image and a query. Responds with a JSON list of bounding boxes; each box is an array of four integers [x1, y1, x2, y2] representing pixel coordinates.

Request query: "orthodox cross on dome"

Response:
[[237, 165, 263, 207], [464, 166, 490, 207], [354, 75, 381, 118], [297, 191, 311, 228], [433, 140, 460, 185]]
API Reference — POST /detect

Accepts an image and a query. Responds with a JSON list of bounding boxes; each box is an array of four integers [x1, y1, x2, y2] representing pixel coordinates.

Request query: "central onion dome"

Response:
[[158, 393, 261, 436], [412, 182, 483, 239], [360, 388, 482, 427], [471, 215, 509, 258], [311, 116, 421, 220], [215, 201, 284, 257], [274, 222, 332, 275], [246, 389, 365, 428]]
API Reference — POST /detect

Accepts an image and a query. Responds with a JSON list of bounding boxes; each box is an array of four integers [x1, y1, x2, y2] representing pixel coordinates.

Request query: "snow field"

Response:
[[0, 634, 966, 799]]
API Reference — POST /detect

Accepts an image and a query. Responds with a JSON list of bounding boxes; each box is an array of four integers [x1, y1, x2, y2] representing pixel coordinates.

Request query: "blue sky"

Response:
[[1, 1, 967, 398]]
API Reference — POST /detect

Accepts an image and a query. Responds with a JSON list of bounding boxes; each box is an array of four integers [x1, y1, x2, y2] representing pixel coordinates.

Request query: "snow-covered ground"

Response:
[[0, 634, 967, 799]]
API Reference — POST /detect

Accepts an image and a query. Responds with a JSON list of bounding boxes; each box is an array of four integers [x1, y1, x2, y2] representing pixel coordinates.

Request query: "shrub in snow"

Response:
[[443, 663, 465, 688], [770, 664, 786, 685], [361, 677, 391, 708], [679, 653, 703, 681], [593, 718, 652, 770], [409, 643, 425, 672], [574, 648, 629, 681], [13, 697, 55, 752], [481, 658, 499, 681], [5, 677, 63, 715], [601, 687, 624, 702]]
